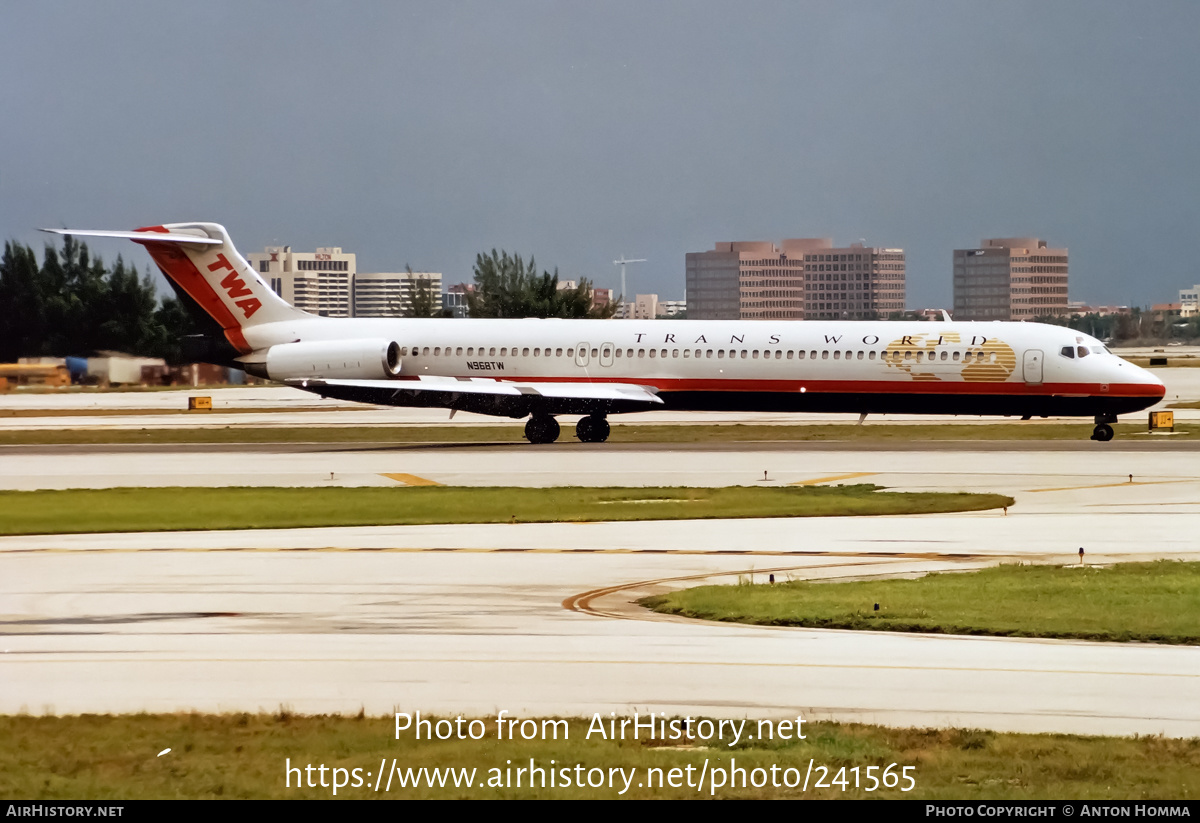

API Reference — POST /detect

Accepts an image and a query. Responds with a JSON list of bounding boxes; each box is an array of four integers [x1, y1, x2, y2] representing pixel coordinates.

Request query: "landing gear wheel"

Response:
[[524, 414, 560, 444], [1091, 423, 1114, 442], [575, 414, 610, 443]]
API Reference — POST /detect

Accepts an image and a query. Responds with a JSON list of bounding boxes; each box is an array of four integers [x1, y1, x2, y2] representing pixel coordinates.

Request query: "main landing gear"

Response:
[[575, 414, 610, 443], [524, 414, 560, 444], [1091, 414, 1116, 442], [521, 413, 611, 444]]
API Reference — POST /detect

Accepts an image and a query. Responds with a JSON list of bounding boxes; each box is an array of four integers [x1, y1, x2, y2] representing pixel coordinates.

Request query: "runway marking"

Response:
[[789, 472, 878, 486], [380, 473, 442, 486], [561, 556, 994, 619], [1027, 479, 1197, 493]]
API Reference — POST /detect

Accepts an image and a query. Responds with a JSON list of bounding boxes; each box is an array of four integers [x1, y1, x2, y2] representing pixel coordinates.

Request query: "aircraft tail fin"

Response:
[[42, 223, 305, 353]]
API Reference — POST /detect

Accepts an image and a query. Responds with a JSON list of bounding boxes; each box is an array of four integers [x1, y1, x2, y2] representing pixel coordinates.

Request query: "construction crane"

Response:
[[612, 255, 646, 318]]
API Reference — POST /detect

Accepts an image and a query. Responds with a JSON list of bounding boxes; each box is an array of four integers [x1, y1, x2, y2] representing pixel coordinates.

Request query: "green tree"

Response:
[[467, 250, 616, 319], [0, 236, 193, 362], [405, 266, 447, 318]]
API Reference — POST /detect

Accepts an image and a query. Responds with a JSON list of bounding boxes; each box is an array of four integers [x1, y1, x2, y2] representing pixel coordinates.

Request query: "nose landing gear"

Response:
[[1091, 414, 1117, 442]]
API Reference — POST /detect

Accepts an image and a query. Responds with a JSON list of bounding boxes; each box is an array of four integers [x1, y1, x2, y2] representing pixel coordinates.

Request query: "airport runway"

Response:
[[2, 439, 1200, 492], [3, 433, 1200, 737], [3, 373, 1200, 737]]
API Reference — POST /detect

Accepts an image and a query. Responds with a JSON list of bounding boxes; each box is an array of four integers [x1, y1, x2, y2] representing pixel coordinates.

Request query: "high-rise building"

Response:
[[353, 271, 442, 317], [685, 238, 905, 321], [246, 245, 442, 317], [952, 238, 1068, 321], [246, 246, 355, 317]]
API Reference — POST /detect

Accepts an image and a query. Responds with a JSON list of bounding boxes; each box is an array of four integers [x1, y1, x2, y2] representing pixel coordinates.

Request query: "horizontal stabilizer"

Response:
[[40, 228, 222, 245]]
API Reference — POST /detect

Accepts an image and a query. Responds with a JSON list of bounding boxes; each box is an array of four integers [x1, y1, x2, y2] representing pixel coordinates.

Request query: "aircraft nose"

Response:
[[1135, 364, 1167, 398]]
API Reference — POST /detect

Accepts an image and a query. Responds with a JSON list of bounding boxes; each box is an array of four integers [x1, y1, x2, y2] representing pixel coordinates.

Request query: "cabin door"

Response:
[[1023, 349, 1044, 385], [600, 343, 615, 367], [575, 342, 590, 368]]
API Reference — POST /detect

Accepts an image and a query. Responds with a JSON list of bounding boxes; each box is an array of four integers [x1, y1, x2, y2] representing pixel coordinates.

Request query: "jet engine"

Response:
[[259, 339, 403, 381]]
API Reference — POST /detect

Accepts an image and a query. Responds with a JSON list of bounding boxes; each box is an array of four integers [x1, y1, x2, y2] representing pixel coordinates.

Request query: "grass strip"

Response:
[[640, 561, 1200, 645], [0, 422, 1187, 446], [0, 485, 1010, 536], [2, 713, 1197, 799]]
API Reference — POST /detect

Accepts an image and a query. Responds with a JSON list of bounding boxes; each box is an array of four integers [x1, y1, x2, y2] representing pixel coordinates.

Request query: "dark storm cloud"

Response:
[[2, 0, 1197, 308]]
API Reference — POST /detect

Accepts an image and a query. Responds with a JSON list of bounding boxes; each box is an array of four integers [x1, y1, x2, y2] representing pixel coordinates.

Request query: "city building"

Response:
[[246, 246, 355, 317], [1068, 302, 1131, 317], [1178, 286, 1200, 318], [685, 238, 905, 321], [611, 293, 686, 319], [952, 238, 1068, 321], [658, 299, 686, 318], [557, 280, 612, 315], [246, 245, 441, 317], [353, 270, 442, 317], [445, 283, 474, 318]]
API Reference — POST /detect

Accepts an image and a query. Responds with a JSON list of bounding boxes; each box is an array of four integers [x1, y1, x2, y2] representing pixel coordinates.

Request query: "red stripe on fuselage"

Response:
[[133, 226, 251, 353], [475, 375, 1164, 399]]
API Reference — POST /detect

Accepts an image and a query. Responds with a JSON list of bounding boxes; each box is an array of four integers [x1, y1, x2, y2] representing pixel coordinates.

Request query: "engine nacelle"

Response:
[[263, 339, 402, 381]]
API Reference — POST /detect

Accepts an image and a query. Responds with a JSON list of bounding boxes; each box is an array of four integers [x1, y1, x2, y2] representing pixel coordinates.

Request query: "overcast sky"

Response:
[[3, 0, 1197, 309]]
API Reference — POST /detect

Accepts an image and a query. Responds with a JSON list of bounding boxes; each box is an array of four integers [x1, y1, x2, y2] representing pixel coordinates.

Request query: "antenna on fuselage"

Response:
[[613, 255, 647, 319]]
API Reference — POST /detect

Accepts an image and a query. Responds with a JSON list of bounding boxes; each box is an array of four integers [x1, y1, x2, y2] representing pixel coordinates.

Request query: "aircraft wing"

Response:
[[286, 375, 663, 417]]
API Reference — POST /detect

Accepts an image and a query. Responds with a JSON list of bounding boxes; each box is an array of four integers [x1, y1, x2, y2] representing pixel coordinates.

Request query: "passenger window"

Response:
[[672, 349, 679, 358], [591, 348, 598, 358], [522, 348, 530, 356], [500, 348, 507, 356], [566, 348, 573, 357], [941, 351, 948, 361], [627, 349, 634, 358], [489, 347, 496, 356], [706, 350, 713, 358], [638, 349, 646, 357], [682, 349, 689, 358], [615, 349, 623, 358], [952, 351, 960, 361], [857, 351, 864, 360], [399, 347, 408, 356], [456, 347, 463, 356], [868, 351, 875, 360], [533, 348, 540, 357], [775, 351, 783, 359], [752, 351, 759, 359], [822, 351, 829, 360], [740, 350, 748, 359], [649, 349, 657, 358], [556, 348, 563, 357], [810, 351, 817, 359], [718, 350, 725, 359], [434, 347, 441, 356], [834, 351, 841, 360]]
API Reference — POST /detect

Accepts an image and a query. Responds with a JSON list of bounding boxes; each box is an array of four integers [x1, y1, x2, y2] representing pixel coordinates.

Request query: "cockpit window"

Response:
[[1060, 346, 1075, 359], [1077, 346, 1090, 358]]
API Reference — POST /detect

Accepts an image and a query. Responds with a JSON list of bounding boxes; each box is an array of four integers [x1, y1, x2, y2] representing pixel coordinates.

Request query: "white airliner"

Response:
[[43, 223, 1165, 443]]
